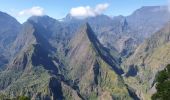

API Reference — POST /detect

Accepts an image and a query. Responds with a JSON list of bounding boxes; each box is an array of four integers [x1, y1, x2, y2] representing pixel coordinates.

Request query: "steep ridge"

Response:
[[28, 16, 76, 60], [65, 23, 133, 99], [122, 22, 170, 99], [0, 11, 21, 67], [0, 20, 82, 100], [68, 23, 123, 75]]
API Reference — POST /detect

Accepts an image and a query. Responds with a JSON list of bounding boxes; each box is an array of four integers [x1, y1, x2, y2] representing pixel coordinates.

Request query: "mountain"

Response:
[[63, 14, 135, 57], [91, 6, 170, 99], [0, 15, 136, 99], [0, 5, 170, 100], [122, 22, 170, 99], [0, 19, 81, 100], [127, 6, 170, 39], [63, 6, 170, 57], [64, 23, 135, 99], [0, 11, 21, 67]]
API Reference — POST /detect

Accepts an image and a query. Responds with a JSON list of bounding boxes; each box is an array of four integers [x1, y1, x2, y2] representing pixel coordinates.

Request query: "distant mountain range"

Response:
[[63, 6, 170, 56], [0, 5, 170, 100]]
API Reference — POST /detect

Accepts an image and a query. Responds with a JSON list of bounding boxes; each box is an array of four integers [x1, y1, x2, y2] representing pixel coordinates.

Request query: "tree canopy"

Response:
[[152, 64, 170, 100]]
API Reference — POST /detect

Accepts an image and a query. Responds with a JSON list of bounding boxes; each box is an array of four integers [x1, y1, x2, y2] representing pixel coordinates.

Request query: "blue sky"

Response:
[[0, 0, 169, 23]]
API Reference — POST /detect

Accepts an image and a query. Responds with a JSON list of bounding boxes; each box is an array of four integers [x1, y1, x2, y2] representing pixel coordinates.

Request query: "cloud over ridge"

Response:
[[19, 6, 44, 16], [70, 3, 109, 18]]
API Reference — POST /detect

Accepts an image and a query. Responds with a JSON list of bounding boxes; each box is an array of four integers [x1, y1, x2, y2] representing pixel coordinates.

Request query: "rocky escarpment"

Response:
[[122, 22, 170, 99]]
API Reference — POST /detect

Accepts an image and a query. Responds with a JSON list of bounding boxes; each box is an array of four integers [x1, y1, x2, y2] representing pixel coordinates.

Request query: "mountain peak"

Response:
[[70, 22, 100, 50], [28, 15, 53, 21], [0, 11, 21, 67], [69, 23, 123, 76], [28, 15, 60, 27]]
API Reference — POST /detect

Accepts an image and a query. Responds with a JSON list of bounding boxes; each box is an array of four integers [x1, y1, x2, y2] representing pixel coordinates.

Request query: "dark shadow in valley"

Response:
[[49, 77, 64, 100], [125, 84, 140, 100], [86, 23, 124, 75], [31, 44, 58, 74], [125, 65, 138, 77]]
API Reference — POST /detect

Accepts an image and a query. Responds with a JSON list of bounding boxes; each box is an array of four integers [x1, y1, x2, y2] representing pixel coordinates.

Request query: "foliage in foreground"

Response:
[[152, 64, 170, 100], [0, 94, 30, 100]]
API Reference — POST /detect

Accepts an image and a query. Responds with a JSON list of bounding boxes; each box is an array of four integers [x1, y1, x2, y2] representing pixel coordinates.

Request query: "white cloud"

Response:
[[95, 3, 109, 15], [18, 6, 44, 16], [168, 0, 170, 11], [70, 3, 109, 18]]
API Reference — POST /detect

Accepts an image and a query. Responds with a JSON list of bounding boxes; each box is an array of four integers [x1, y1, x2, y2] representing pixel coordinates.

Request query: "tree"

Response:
[[152, 64, 170, 100]]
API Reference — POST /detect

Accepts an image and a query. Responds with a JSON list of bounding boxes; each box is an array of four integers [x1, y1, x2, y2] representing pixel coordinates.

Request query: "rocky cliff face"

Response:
[[122, 22, 170, 99]]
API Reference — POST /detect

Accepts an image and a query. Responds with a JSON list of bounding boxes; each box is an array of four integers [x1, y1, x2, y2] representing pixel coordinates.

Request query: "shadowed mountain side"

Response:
[[0, 11, 21, 67], [0, 20, 84, 100]]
